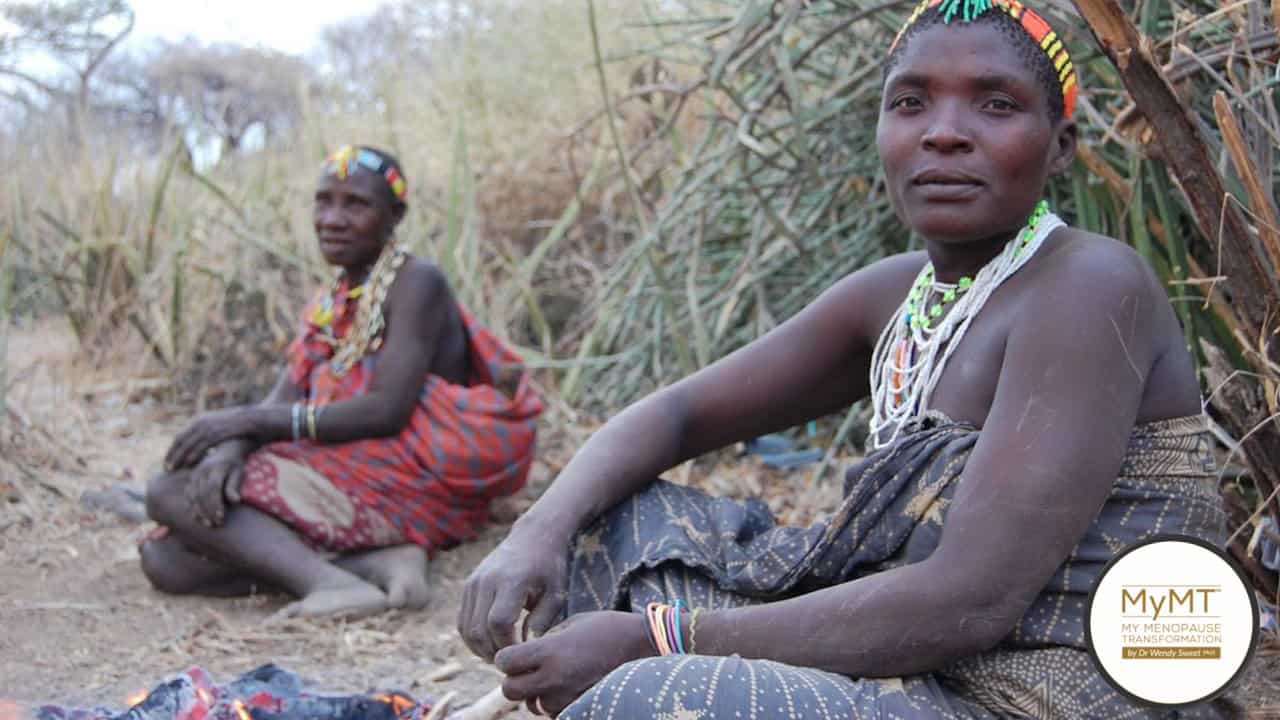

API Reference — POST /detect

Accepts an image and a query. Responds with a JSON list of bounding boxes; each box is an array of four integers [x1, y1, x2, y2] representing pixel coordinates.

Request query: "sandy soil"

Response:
[[1, 322, 1277, 717], [0, 419, 534, 716]]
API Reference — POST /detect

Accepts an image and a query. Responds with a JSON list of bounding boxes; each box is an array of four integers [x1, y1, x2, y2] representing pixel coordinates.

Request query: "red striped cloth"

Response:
[[239, 279, 543, 555]]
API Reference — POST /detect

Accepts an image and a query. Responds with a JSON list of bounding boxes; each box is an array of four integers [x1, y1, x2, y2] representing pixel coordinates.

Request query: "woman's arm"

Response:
[[494, 242, 1169, 710], [243, 258, 450, 443], [684, 244, 1162, 676], [209, 365, 305, 460], [168, 355, 306, 525], [512, 257, 921, 546], [460, 255, 921, 659], [165, 258, 450, 469]]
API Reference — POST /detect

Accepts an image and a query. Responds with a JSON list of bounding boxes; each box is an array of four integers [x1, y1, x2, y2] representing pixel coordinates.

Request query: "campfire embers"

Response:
[[17, 665, 431, 720]]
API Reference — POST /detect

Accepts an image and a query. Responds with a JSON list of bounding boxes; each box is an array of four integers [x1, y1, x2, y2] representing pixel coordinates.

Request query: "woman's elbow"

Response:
[[952, 599, 1024, 652], [930, 564, 1034, 652], [371, 405, 414, 438]]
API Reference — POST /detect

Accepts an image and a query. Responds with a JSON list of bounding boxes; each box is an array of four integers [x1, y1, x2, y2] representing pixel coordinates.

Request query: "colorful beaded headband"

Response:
[[889, 0, 1077, 119], [322, 145, 408, 201]]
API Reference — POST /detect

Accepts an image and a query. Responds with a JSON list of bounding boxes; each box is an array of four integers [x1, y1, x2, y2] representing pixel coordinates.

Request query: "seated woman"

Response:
[[457, 2, 1229, 717], [143, 146, 543, 619]]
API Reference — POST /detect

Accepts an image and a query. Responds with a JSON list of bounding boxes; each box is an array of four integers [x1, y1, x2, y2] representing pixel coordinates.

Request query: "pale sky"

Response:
[[124, 0, 371, 55], [0, 1, 374, 78]]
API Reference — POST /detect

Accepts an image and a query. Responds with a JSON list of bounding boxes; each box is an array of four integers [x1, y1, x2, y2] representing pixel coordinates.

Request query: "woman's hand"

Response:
[[496, 611, 653, 716], [458, 521, 573, 662], [165, 408, 259, 471], [184, 446, 247, 528]]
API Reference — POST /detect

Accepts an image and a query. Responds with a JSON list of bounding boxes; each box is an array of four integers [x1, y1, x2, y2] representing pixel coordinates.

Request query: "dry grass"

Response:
[[0, 0, 659, 410]]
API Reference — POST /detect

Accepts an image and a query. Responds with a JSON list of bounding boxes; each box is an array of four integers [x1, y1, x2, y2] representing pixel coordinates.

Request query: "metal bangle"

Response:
[[290, 402, 303, 441], [306, 402, 319, 441]]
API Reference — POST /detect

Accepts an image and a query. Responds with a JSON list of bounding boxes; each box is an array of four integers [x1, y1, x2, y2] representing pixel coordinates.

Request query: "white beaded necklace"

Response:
[[868, 204, 1063, 448]]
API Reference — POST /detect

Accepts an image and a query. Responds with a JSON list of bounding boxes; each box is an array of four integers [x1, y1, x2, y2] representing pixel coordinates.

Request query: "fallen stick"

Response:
[[13, 601, 106, 611], [428, 660, 465, 683], [425, 690, 458, 720], [447, 686, 519, 720], [77, 377, 172, 398]]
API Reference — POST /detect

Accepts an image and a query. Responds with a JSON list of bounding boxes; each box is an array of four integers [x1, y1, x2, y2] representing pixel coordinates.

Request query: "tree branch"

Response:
[[0, 87, 36, 112], [81, 6, 133, 83], [0, 65, 68, 99], [1071, 0, 1279, 358]]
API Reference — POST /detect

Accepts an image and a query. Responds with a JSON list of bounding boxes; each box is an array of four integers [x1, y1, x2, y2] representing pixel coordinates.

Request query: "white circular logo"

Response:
[[1086, 535, 1258, 706]]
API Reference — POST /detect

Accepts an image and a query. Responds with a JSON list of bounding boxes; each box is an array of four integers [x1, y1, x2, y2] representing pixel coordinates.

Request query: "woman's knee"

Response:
[[145, 471, 185, 525], [139, 538, 194, 594], [561, 656, 726, 719]]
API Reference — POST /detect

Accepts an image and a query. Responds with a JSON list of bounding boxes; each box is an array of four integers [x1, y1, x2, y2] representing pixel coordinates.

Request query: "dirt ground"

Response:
[[1, 322, 1278, 717], [0, 323, 534, 715]]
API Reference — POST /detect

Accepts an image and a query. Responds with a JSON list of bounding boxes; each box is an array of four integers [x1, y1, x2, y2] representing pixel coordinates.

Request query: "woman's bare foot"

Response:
[[336, 545, 431, 610], [270, 578, 389, 621]]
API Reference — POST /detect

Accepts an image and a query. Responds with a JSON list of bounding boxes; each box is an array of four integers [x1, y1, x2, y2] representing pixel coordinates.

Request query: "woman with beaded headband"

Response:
[[461, 2, 1233, 717], [141, 145, 543, 619]]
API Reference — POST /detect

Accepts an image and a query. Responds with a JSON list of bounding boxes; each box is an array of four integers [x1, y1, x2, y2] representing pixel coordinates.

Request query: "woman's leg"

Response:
[[140, 527, 430, 609], [335, 545, 431, 610], [139, 529, 264, 597], [562, 555, 985, 718], [144, 470, 388, 618]]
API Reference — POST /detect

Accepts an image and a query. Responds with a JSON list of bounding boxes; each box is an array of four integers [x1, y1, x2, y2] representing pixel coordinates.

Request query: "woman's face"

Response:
[[876, 22, 1075, 245], [313, 171, 400, 269]]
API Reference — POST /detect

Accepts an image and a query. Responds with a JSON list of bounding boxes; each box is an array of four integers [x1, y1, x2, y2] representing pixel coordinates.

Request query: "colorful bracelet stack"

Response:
[[645, 601, 693, 656]]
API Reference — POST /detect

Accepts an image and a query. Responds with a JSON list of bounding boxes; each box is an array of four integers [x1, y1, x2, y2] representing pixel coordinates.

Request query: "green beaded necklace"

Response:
[[905, 200, 1049, 330]]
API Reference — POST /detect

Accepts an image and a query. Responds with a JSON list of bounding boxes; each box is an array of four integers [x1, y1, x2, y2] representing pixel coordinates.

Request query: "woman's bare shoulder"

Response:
[[1039, 227, 1157, 289], [756, 250, 925, 352], [396, 254, 453, 294], [826, 250, 929, 299], [401, 254, 449, 283], [388, 255, 454, 311], [864, 249, 931, 278], [1019, 226, 1170, 344], [816, 251, 929, 328]]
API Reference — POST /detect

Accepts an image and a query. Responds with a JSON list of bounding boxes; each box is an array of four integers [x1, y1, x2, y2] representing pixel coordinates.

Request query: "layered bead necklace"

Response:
[[311, 242, 409, 377], [868, 201, 1061, 448]]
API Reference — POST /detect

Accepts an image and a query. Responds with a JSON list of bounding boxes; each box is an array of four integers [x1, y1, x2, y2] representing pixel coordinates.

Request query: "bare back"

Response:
[[383, 256, 471, 387], [423, 295, 470, 386]]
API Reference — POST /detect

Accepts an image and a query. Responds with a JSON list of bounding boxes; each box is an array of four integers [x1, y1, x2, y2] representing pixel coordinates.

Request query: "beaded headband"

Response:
[[888, 0, 1077, 119], [322, 145, 408, 202]]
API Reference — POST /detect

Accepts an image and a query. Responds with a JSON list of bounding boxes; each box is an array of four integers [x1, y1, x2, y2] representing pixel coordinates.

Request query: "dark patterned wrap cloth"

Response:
[[562, 414, 1231, 719]]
